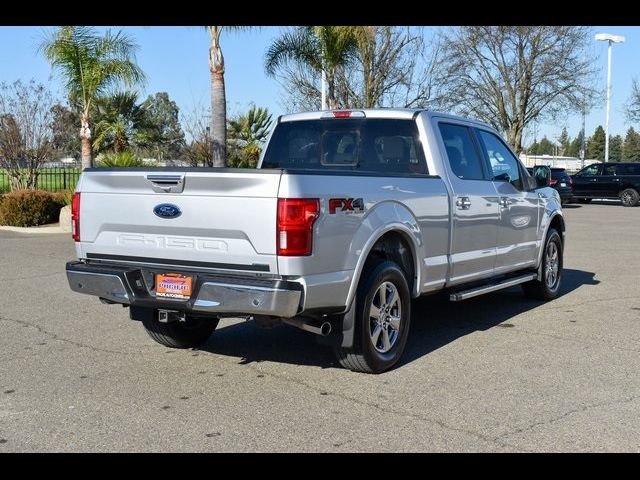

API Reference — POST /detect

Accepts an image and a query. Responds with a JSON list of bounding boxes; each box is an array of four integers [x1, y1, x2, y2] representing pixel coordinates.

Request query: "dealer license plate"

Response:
[[155, 273, 193, 300]]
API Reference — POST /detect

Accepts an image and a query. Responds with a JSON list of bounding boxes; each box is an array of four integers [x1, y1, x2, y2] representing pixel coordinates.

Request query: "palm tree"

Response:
[[207, 26, 253, 168], [265, 26, 361, 110], [227, 105, 273, 168], [228, 105, 273, 146], [92, 91, 149, 154], [40, 26, 145, 169]]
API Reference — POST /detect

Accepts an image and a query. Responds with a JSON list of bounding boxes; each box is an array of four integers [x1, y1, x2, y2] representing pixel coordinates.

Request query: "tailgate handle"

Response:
[[146, 174, 185, 193]]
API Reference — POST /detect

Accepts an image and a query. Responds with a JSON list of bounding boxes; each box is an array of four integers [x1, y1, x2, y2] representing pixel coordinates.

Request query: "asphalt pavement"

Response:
[[0, 201, 638, 452]]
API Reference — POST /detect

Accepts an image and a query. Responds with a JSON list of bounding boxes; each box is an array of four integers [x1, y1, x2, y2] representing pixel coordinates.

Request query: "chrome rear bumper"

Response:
[[66, 261, 302, 318]]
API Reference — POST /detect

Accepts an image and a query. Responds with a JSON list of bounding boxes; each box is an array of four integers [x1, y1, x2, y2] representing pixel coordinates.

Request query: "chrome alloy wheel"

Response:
[[545, 241, 560, 289], [368, 281, 402, 353]]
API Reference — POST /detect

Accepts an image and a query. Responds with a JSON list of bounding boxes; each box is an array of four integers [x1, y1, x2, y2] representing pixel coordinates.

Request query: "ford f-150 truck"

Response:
[[66, 109, 564, 373]]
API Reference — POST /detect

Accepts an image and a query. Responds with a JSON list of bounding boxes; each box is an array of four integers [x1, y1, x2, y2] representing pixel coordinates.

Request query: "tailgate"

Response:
[[77, 169, 282, 275]]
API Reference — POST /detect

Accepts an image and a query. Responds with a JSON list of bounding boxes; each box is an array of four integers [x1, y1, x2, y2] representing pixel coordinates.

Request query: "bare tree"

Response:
[[181, 102, 212, 167], [336, 26, 443, 108], [0, 80, 54, 190], [435, 26, 597, 154], [626, 78, 640, 124], [276, 26, 442, 113]]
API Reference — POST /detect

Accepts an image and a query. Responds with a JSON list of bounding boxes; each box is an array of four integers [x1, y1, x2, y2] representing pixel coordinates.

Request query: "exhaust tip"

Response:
[[320, 322, 332, 336]]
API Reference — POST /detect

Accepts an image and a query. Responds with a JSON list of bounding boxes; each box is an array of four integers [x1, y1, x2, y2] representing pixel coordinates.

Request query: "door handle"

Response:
[[499, 197, 510, 209], [456, 197, 471, 210], [589, 178, 598, 182]]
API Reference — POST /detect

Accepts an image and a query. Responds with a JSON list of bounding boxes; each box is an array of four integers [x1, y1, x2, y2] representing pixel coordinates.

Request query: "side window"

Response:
[[438, 123, 485, 180], [477, 130, 523, 191], [577, 164, 601, 177], [604, 164, 617, 176], [618, 164, 640, 175]]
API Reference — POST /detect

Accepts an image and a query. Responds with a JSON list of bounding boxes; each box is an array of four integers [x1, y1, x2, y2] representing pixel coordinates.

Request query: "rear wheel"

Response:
[[334, 259, 411, 374], [620, 188, 639, 207], [142, 314, 218, 349], [577, 198, 592, 204], [522, 228, 563, 301]]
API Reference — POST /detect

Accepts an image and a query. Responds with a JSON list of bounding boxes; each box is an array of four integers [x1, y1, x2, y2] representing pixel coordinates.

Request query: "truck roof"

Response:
[[279, 109, 494, 130]]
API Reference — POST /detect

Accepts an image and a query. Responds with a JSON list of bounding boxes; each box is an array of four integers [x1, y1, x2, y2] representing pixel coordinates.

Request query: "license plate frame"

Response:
[[155, 273, 193, 300]]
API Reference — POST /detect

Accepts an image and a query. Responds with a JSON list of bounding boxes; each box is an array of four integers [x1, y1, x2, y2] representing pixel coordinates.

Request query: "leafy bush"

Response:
[[0, 189, 66, 227], [96, 150, 145, 167]]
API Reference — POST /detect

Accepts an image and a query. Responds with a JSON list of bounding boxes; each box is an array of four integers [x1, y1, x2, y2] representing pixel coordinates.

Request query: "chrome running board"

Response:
[[449, 273, 537, 302]]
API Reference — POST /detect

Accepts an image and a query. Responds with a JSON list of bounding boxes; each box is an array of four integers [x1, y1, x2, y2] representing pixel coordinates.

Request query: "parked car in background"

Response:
[[527, 167, 573, 205], [571, 162, 640, 207]]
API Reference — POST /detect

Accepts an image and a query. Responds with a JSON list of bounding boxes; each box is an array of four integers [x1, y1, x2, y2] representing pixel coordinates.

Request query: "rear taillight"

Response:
[[277, 198, 319, 256], [71, 192, 80, 242], [568, 176, 573, 185], [550, 178, 558, 186]]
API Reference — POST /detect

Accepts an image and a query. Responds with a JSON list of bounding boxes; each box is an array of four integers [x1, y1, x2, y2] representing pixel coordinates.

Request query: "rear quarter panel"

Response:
[[278, 173, 449, 310]]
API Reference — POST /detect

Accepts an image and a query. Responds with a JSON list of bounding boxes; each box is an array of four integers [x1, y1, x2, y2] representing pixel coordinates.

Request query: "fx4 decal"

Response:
[[329, 198, 365, 214]]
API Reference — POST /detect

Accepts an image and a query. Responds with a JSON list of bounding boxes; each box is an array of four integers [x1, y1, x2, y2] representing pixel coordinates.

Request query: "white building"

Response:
[[519, 154, 601, 172]]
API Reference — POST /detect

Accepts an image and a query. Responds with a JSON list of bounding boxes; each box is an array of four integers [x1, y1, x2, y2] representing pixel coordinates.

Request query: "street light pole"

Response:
[[595, 32, 625, 163]]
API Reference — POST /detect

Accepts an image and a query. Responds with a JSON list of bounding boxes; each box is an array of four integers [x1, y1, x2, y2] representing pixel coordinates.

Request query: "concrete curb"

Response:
[[0, 223, 65, 234]]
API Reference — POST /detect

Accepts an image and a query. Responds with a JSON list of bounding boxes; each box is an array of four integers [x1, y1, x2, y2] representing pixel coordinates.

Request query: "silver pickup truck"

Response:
[[66, 109, 564, 373]]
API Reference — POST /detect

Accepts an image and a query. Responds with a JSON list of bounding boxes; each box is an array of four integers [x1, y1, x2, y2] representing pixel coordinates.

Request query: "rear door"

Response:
[[572, 163, 602, 197], [436, 121, 500, 285], [595, 164, 621, 197], [475, 129, 539, 272], [77, 169, 282, 275]]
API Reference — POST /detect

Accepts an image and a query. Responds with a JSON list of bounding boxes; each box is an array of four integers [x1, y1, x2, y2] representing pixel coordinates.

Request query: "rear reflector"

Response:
[[71, 192, 81, 242], [277, 198, 319, 256]]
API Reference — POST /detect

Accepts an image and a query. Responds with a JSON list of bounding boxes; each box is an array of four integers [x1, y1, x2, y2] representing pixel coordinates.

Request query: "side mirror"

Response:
[[532, 165, 551, 188]]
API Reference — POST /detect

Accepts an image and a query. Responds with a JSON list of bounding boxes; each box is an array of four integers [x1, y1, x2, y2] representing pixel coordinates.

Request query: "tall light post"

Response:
[[595, 32, 625, 162]]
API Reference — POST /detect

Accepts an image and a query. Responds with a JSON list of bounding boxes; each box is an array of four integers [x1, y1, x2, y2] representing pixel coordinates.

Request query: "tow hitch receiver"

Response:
[[158, 309, 186, 323]]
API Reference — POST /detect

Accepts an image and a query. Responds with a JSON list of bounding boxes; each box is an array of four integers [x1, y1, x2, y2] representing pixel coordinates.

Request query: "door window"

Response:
[[438, 123, 485, 180], [477, 130, 523, 191], [603, 164, 617, 176], [576, 164, 601, 177]]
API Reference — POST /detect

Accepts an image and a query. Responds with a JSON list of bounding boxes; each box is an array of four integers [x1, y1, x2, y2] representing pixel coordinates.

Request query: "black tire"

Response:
[[577, 198, 592, 204], [142, 314, 219, 349], [522, 228, 563, 301], [334, 259, 411, 374], [620, 188, 639, 207]]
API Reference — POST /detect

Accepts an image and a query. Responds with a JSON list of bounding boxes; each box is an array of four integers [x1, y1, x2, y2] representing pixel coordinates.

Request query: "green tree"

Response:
[[227, 105, 273, 168], [537, 136, 556, 156], [50, 103, 80, 160], [558, 127, 570, 156], [40, 26, 145, 169], [207, 26, 254, 168], [567, 130, 585, 158], [92, 92, 148, 154], [609, 134, 623, 162], [265, 26, 360, 110], [527, 140, 540, 155], [622, 127, 640, 162], [141, 92, 185, 160], [587, 126, 606, 160]]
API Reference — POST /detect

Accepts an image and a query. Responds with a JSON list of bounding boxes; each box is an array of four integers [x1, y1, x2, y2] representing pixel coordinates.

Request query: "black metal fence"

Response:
[[0, 168, 82, 194]]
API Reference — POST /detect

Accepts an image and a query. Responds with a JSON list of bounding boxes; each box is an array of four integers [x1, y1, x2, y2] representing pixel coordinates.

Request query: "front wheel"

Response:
[[334, 259, 411, 374], [620, 188, 639, 207], [142, 314, 218, 349], [522, 228, 563, 300]]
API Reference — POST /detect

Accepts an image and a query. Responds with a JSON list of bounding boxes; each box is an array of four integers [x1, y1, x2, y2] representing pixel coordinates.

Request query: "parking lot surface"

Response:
[[1, 201, 639, 452]]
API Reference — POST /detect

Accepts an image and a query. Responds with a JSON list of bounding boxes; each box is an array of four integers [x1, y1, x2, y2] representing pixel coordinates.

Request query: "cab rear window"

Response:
[[261, 119, 428, 175]]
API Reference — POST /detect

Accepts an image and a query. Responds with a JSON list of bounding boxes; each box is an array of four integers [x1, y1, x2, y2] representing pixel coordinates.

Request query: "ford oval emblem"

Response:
[[153, 203, 182, 219]]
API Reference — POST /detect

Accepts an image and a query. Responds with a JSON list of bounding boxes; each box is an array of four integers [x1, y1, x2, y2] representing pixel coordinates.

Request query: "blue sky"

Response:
[[1, 25, 638, 144]]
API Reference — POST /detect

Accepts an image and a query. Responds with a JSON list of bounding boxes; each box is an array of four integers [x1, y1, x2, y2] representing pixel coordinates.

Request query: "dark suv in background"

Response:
[[572, 162, 640, 207], [527, 167, 573, 205]]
